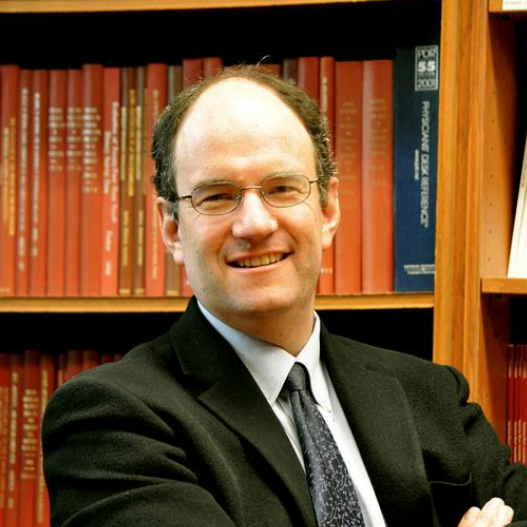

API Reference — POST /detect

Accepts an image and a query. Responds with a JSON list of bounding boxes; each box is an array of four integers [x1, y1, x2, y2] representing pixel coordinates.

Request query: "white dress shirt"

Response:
[[198, 302, 387, 527]]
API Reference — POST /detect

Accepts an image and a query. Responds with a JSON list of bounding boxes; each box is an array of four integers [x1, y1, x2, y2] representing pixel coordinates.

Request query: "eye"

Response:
[[193, 184, 239, 208]]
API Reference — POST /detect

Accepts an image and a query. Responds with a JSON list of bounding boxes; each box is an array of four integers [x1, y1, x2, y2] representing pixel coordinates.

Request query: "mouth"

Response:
[[229, 253, 288, 269]]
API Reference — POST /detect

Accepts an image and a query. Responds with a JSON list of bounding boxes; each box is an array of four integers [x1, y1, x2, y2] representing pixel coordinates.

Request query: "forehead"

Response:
[[174, 78, 317, 185]]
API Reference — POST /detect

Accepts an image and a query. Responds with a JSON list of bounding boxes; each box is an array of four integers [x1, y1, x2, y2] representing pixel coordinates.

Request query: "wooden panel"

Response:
[[0, 0, 408, 14], [0, 293, 433, 313], [482, 277, 527, 294]]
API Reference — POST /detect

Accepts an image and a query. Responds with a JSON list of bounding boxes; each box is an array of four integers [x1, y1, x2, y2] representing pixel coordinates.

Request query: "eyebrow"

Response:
[[192, 171, 304, 189]]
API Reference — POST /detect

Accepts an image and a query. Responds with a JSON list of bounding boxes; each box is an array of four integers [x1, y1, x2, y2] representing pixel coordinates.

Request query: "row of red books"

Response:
[[0, 348, 122, 527], [0, 56, 411, 298], [508, 344, 527, 466]]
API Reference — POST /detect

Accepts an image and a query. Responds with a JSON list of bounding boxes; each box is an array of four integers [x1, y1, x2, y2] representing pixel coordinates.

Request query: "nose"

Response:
[[231, 188, 279, 240]]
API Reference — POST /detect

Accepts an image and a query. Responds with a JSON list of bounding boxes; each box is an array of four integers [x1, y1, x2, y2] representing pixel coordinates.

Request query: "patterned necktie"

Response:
[[285, 363, 365, 527]]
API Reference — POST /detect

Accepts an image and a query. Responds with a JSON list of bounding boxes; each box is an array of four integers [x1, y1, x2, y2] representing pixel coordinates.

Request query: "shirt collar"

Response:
[[197, 301, 332, 412]]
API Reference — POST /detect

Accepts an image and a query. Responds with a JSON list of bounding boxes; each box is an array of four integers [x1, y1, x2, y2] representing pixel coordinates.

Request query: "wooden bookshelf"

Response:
[[482, 277, 527, 295], [0, 0, 414, 14], [0, 293, 433, 313]]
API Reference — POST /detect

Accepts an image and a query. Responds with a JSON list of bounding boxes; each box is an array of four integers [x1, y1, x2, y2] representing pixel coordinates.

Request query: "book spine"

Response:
[[16, 70, 32, 297], [47, 70, 68, 297], [145, 64, 168, 296], [35, 353, 56, 527], [5, 353, 23, 527], [101, 67, 121, 297], [394, 43, 439, 292], [29, 70, 49, 297], [119, 67, 136, 296], [282, 58, 298, 83], [0, 65, 20, 297], [298, 57, 320, 104], [362, 59, 394, 294], [0, 353, 11, 527], [182, 58, 204, 89], [318, 56, 336, 295], [133, 67, 146, 296], [203, 57, 223, 78], [64, 69, 83, 297], [165, 65, 182, 296], [82, 349, 100, 371], [65, 349, 82, 382], [18, 349, 41, 527], [81, 64, 104, 297], [334, 61, 363, 294]]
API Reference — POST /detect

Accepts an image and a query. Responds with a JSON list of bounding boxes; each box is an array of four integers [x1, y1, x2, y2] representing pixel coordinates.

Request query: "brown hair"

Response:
[[151, 64, 336, 216]]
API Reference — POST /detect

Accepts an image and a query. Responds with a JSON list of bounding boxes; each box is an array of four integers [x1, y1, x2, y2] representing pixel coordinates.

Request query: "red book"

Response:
[[57, 352, 67, 387], [18, 349, 41, 527], [182, 58, 204, 89], [82, 349, 99, 371], [145, 64, 168, 296], [334, 61, 363, 294], [0, 65, 20, 297], [119, 67, 136, 296], [29, 70, 50, 297], [507, 344, 515, 459], [101, 67, 121, 297], [65, 69, 83, 297], [166, 65, 183, 296], [47, 70, 68, 297], [65, 349, 82, 382], [0, 353, 11, 527], [133, 66, 146, 296], [5, 353, 23, 527], [282, 58, 298, 83], [81, 64, 104, 297], [318, 57, 336, 295], [203, 57, 223, 78], [35, 353, 56, 527], [298, 57, 320, 104], [16, 70, 32, 297], [361, 60, 394, 294]]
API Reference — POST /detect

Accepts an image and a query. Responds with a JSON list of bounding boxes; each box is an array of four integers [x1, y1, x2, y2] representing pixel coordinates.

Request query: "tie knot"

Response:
[[285, 363, 308, 393]]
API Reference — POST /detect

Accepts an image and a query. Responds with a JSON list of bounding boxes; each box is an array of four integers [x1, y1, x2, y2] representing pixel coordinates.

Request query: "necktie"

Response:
[[285, 363, 365, 527]]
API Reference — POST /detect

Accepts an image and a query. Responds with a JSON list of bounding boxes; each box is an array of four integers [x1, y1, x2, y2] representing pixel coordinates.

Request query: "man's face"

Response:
[[159, 79, 339, 326]]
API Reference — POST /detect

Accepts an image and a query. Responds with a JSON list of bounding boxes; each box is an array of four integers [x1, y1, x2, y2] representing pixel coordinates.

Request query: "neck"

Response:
[[205, 302, 316, 356]]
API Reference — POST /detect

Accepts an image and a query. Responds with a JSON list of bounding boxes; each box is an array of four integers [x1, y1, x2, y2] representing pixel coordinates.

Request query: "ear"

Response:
[[321, 177, 340, 250], [157, 197, 184, 265]]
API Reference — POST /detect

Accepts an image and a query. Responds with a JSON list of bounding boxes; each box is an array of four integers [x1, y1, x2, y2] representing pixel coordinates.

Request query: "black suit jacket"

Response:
[[42, 298, 527, 527]]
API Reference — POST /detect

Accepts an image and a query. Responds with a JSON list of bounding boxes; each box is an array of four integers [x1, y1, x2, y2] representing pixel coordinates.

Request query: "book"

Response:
[[101, 67, 121, 297], [0, 65, 20, 297], [361, 59, 394, 294], [145, 63, 168, 296], [29, 70, 50, 297], [334, 61, 363, 294], [394, 42, 440, 292], [133, 66, 146, 296], [18, 349, 41, 527], [0, 353, 11, 527], [318, 56, 336, 295], [165, 65, 183, 296], [508, 132, 527, 278], [47, 70, 68, 297], [16, 70, 32, 297], [119, 67, 136, 296], [80, 64, 104, 296], [64, 69, 83, 297]]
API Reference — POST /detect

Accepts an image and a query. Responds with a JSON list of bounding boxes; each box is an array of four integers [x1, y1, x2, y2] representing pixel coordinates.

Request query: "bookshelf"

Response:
[[0, 0, 522, 443]]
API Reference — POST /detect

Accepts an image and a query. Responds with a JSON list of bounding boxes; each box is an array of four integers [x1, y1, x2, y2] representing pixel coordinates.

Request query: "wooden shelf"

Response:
[[0, 293, 433, 313], [481, 277, 527, 295], [0, 0, 411, 14]]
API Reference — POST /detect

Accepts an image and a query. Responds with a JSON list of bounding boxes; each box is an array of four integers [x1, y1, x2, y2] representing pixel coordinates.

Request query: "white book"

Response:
[[508, 133, 527, 277]]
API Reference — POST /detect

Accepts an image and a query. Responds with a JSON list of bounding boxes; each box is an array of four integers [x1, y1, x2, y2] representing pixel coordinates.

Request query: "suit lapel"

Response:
[[321, 326, 434, 527], [170, 299, 317, 527]]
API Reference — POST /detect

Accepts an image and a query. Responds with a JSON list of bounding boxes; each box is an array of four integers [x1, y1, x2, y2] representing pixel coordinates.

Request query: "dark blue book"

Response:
[[394, 41, 440, 292]]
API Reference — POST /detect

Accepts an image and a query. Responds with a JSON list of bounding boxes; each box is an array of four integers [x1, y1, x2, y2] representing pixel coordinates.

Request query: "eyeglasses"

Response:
[[175, 173, 320, 216]]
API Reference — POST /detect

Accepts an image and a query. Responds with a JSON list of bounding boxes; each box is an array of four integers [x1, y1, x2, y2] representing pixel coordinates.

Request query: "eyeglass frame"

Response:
[[173, 173, 321, 216]]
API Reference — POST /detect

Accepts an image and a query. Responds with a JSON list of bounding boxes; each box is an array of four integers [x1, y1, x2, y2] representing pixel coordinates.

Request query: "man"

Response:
[[42, 66, 527, 527]]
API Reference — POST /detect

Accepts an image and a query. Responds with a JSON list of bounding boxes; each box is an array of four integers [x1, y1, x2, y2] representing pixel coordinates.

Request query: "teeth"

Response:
[[237, 253, 284, 268]]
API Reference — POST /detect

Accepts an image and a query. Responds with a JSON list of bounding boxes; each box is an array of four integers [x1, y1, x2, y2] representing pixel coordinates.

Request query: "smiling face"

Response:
[[159, 78, 339, 337]]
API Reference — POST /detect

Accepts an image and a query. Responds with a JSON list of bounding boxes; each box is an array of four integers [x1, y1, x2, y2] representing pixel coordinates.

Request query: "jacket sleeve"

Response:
[[42, 372, 239, 527], [447, 366, 527, 527]]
